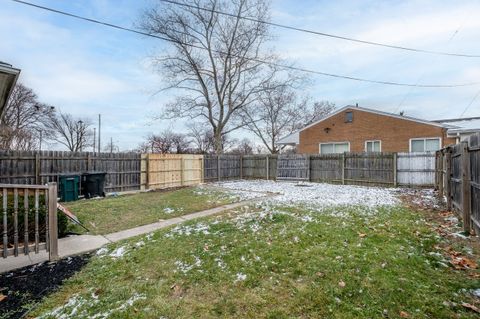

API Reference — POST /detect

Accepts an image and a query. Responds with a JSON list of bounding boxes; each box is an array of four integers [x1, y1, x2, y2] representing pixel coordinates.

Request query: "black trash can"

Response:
[[81, 172, 107, 199]]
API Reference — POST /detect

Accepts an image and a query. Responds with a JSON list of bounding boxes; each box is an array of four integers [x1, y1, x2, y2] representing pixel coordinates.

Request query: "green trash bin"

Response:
[[59, 175, 80, 202]]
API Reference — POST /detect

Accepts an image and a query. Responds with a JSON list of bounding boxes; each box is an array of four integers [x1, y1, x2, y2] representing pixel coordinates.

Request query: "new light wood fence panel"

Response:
[[142, 154, 203, 190], [397, 152, 436, 186], [0, 150, 141, 193]]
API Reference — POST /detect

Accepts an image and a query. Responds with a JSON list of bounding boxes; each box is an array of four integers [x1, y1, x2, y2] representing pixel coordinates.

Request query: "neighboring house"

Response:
[[277, 105, 480, 154], [0, 61, 21, 120]]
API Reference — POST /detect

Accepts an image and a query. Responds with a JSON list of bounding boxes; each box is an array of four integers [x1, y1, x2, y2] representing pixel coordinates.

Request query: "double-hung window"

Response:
[[410, 138, 441, 152], [365, 140, 381, 152], [319, 142, 350, 154]]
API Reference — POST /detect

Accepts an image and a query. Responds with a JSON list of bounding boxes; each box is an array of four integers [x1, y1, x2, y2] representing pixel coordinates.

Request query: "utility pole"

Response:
[[110, 137, 113, 154], [98, 114, 101, 155], [93, 127, 96, 156]]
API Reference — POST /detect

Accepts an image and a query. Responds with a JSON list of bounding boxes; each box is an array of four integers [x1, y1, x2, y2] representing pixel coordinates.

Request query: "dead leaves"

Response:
[[0, 294, 6, 302], [338, 280, 346, 288], [445, 247, 478, 270], [170, 284, 184, 298], [399, 311, 410, 318]]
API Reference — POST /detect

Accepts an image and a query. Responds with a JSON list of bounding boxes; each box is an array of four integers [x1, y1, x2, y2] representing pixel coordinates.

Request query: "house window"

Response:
[[320, 142, 350, 154], [365, 140, 381, 152], [345, 111, 353, 123], [410, 138, 441, 152]]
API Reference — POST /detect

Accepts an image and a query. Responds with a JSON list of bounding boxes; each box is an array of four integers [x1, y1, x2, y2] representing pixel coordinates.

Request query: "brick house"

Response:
[[277, 105, 480, 154]]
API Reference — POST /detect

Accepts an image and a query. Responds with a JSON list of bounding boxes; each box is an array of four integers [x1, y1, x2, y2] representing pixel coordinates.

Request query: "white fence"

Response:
[[397, 152, 436, 187]]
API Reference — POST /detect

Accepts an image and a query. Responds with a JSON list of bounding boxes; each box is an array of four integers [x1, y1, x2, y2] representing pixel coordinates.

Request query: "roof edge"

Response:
[[297, 105, 447, 133]]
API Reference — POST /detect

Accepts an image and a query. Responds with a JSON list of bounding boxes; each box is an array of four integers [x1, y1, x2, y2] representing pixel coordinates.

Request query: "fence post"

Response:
[[239, 156, 243, 180], [145, 154, 150, 190], [393, 153, 398, 187], [266, 155, 269, 180], [461, 142, 472, 234], [217, 155, 221, 182], [438, 150, 444, 197], [445, 148, 452, 211], [35, 152, 41, 184], [180, 156, 185, 186], [47, 183, 59, 261], [341, 153, 345, 185], [200, 157, 204, 184]]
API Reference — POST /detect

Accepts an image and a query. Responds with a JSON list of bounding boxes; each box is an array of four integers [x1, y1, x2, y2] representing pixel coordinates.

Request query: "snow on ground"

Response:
[[213, 180, 399, 210]]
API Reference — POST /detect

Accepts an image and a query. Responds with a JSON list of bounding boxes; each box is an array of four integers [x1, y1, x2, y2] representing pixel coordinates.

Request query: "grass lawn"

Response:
[[32, 203, 480, 318], [64, 186, 245, 235]]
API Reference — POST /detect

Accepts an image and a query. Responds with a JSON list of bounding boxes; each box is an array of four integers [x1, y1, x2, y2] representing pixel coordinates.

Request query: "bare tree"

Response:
[[141, 0, 281, 154], [103, 139, 120, 153], [187, 122, 213, 154], [241, 80, 335, 153], [0, 83, 54, 150], [44, 111, 93, 152], [228, 137, 254, 155]]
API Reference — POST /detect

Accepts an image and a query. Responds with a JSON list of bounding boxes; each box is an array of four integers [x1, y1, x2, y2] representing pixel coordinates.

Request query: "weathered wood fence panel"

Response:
[[309, 154, 342, 183], [344, 152, 395, 185], [242, 155, 276, 179], [436, 133, 480, 235], [1, 183, 58, 261], [397, 152, 436, 186], [0, 150, 141, 193], [276, 155, 310, 181]]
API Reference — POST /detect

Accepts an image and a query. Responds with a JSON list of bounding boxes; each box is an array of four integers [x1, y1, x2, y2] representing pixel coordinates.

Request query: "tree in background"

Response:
[[0, 83, 54, 150], [44, 111, 93, 152], [144, 130, 191, 154], [141, 0, 284, 154], [241, 82, 335, 153]]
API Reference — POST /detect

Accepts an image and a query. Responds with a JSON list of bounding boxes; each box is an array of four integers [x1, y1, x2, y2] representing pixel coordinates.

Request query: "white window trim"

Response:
[[319, 141, 351, 154], [364, 140, 382, 152], [409, 137, 442, 152]]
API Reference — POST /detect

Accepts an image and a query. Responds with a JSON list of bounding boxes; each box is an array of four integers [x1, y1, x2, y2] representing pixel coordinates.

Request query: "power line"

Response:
[[460, 90, 480, 117], [9, 0, 480, 88], [158, 0, 480, 58]]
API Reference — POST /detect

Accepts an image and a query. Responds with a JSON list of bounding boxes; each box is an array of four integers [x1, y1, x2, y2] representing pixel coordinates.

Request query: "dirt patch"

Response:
[[0, 254, 91, 319]]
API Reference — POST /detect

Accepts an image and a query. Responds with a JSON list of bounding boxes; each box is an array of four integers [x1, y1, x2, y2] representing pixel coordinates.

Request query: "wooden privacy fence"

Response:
[[141, 154, 203, 190], [436, 133, 480, 235], [204, 152, 435, 187], [276, 152, 434, 186], [203, 155, 277, 181], [1, 183, 58, 260], [0, 150, 141, 193]]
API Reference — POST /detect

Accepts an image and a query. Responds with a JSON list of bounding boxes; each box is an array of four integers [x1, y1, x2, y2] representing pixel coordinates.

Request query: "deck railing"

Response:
[[1, 183, 58, 260]]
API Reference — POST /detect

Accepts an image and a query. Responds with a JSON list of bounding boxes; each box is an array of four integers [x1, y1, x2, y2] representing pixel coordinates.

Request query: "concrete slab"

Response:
[[0, 194, 273, 273]]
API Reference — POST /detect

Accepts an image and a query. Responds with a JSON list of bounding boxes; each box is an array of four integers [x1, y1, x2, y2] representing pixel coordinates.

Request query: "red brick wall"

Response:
[[298, 108, 456, 154]]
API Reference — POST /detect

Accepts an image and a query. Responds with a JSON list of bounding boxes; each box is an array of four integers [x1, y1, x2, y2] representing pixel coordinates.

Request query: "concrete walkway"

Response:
[[0, 194, 270, 273]]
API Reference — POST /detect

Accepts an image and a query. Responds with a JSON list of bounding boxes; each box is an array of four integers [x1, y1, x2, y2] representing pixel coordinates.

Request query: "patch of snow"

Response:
[[214, 180, 399, 212], [163, 207, 175, 214], [235, 272, 247, 282], [109, 246, 127, 258], [96, 247, 109, 256]]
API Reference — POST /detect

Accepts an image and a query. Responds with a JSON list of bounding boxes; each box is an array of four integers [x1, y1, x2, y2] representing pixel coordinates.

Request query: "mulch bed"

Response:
[[0, 254, 91, 319]]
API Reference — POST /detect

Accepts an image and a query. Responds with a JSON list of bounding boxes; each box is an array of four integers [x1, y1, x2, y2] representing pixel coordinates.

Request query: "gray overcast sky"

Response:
[[1, 0, 479, 151]]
